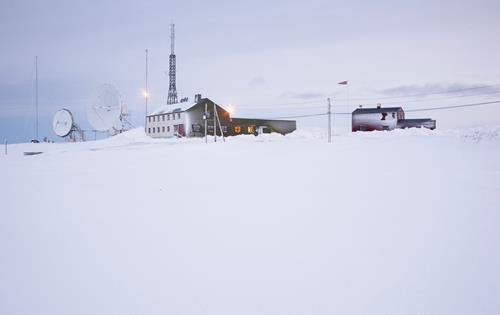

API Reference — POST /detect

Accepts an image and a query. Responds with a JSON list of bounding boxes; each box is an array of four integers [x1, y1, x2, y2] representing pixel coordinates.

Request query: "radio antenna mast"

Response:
[[35, 56, 39, 141], [167, 24, 178, 105]]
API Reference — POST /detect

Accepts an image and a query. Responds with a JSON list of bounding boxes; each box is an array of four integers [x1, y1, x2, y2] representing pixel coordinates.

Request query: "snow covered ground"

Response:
[[1, 126, 500, 315]]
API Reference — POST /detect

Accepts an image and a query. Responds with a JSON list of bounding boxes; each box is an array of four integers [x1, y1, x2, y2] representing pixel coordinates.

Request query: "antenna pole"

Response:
[[35, 56, 39, 141], [214, 105, 225, 142], [145, 49, 148, 132], [171, 23, 175, 54], [327, 98, 332, 143], [167, 24, 178, 105], [213, 103, 217, 142]]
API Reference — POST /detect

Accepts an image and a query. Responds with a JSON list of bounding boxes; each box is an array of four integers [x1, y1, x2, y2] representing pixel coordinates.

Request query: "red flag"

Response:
[[338, 80, 348, 85]]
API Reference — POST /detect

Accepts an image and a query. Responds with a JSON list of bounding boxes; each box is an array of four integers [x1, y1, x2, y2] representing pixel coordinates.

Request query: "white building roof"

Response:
[[149, 101, 197, 116]]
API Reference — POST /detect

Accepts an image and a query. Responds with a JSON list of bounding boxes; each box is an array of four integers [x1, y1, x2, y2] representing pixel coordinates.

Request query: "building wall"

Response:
[[146, 98, 297, 138], [185, 101, 231, 137], [352, 110, 404, 132], [229, 118, 296, 135], [146, 111, 186, 138]]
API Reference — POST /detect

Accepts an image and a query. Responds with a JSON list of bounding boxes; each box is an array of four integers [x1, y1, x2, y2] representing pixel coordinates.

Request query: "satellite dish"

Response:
[[87, 84, 122, 132], [53, 109, 73, 137], [52, 109, 85, 142]]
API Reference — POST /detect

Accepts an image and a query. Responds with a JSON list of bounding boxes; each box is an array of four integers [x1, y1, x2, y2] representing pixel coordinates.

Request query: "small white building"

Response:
[[146, 103, 191, 138], [352, 105, 436, 132]]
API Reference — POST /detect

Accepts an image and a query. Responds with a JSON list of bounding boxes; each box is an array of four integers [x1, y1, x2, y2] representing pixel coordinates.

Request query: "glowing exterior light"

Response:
[[143, 91, 149, 98]]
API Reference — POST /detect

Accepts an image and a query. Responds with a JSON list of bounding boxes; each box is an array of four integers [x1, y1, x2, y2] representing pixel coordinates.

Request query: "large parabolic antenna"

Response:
[[87, 84, 123, 133], [53, 109, 73, 137], [52, 109, 85, 142]]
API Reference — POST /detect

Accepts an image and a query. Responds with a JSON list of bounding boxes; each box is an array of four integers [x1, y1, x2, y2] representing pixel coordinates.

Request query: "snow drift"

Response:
[[1, 127, 499, 315]]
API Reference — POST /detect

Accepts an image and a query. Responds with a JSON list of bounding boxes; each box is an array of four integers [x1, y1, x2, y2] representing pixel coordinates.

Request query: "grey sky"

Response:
[[1, 0, 500, 142]]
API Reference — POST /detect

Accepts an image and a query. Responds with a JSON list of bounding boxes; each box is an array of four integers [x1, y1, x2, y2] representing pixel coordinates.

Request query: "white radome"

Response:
[[52, 109, 74, 137]]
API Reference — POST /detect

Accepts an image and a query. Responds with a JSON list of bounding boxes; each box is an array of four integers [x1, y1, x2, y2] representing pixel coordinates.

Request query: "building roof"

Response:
[[148, 97, 231, 116], [352, 107, 403, 114], [149, 101, 198, 116]]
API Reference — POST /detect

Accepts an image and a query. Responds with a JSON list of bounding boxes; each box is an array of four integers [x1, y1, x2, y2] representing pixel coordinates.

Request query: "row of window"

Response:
[[148, 126, 171, 134], [148, 125, 255, 135], [233, 125, 254, 133], [148, 113, 181, 123]]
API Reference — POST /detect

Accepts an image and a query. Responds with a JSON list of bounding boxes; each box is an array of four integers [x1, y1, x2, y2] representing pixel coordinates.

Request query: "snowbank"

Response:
[[1, 126, 499, 315]]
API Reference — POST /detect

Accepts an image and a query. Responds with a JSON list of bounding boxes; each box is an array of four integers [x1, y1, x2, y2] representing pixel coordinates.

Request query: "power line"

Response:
[[266, 113, 328, 120], [358, 90, 500, 106], [234, 89, 500, 112], [349, 83, 500, 101], [236, 83, 500, 108], [405, 100, 500, 112], [259, 100, 500, 120], [240, 99, 324, 108]]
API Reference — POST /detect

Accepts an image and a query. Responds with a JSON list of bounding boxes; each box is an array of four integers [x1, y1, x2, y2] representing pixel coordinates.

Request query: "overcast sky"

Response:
[[1, 0, 500, 142]]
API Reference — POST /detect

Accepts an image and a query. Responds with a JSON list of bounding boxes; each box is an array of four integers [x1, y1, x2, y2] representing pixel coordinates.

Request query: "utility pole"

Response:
[[145, 49, 148, 132], [204, 103, 208, 144], [214, 105, 225, 142], [4, 139, 7, 155], [35, 56, 39, 141], [213, 103, 217, 142], [327, 98, 332, 143]]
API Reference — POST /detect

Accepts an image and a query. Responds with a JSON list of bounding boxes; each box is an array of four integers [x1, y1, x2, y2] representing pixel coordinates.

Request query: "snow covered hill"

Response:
[[1, 127, 500, 315]]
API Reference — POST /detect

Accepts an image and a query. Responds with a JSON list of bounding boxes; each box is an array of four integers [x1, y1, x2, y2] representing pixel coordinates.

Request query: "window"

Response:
[[167, 126, 170, 132], [248, 126, 255, 134], [177, 113, 181, 119], [392, 112, 396, 119], [157, 127, 160, 133], [152, 127, 155, 133], [234, 125, 241, 133], [167, 114, 170, 120], [162, 126, 165, 132], [162, 115, 165, 121], [148, 128, 151, 133], [192, 124, 202, 132], [148, 116, 151, 122]]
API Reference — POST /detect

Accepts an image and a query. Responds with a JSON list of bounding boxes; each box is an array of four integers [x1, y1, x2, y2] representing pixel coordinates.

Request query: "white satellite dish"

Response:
[[53, 109, 73, 137], [87, 84, 123, 133], [52, 109, 85, 142]]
